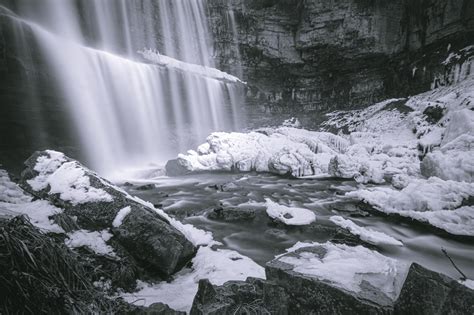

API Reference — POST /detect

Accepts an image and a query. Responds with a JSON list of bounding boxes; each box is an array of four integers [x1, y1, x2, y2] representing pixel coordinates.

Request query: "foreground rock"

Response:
[[19, 150, 196, 277], [191, 242, 474, 314], [394, 263, 474, 314]]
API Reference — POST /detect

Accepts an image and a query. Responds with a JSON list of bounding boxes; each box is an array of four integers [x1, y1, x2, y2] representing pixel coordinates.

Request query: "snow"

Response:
[[347, 177, 474, 236], [0, 200, 65, 233], [112, 206, 132, 227], [65, 229, 115, 256], [278, 241, 408, 301], [27, 151, 113, 205], [329, 216, 403, 246], [170, 127, 347, 177], [0, 168, 64, 233], [27, 150, 67, 191], [122, 245, 265, 312], [47, 162, 113, 204], [139, 48, 244, 84], [265, 198, 316, 225]]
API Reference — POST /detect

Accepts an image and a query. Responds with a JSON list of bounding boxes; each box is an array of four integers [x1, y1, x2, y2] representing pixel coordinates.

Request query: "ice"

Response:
[[329, 216, 403, 246], [121, 245, 265, 312], [112, 206, 132, 227], [65, 229, 115, 256], [138, 48, 244, 83], [171, 127, 347, 177], [265, 198, 316, 225], [278, 241, 408, 301], [347, 177, 474, 236]]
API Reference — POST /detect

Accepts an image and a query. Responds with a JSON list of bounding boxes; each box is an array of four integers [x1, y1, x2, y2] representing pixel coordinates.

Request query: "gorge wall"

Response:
[[208, 0, 474, 126]]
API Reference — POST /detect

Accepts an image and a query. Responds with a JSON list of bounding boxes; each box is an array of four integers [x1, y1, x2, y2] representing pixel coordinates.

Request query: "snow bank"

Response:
[[347, 177, 474, 236], [330, 216, 403, 246], [65, 229, 115, 256], [278, 241, 408, 301], [265, 198, 316, 225], [122, 245, 265, 312], [27, 150, 113, 205], [169, 127, 347, 177]]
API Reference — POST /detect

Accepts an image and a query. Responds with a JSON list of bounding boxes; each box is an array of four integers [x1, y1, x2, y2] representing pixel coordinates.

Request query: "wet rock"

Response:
[[135, 184, 156, 191], [165, 159, 192, 176], [20, 151, 195, 277], [394, 263, 474, 315], [141, 302, 186, 315], [190, 278, 288, 315], [208, 206, 256, 222], [423, 105, 445, 124]]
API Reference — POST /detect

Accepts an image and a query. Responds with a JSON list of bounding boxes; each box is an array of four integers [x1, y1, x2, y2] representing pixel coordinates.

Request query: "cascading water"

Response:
[[2, 0, 245, 177]]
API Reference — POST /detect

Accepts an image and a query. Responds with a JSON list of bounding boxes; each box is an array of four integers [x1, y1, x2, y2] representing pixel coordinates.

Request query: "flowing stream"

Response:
[[126, 173, 474, 281], [3, 0, 244, 177]]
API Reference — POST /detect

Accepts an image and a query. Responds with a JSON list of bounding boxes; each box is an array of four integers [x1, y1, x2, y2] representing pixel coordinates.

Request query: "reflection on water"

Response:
[[125, 172, 474, 280]]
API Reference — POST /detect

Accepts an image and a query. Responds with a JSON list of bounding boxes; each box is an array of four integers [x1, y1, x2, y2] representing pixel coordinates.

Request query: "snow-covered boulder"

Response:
[[265, 199, 316, 225], [347, 177, 474, 236], [20, 150, 196, 276], [191, 242, 474, 314], [166, 128, 347, 177]]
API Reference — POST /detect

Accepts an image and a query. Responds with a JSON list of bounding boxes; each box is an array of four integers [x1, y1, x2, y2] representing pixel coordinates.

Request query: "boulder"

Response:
[[265, 245, 396, 314], [394, 263, 474, 315], [190, 278, 288, 315], [19, 150, 195, 277], [190, 246, 474, 314], [208, 206, 256, 222]]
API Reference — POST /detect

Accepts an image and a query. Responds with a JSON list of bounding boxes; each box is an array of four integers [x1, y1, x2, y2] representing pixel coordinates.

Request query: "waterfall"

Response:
[[3, 0, 244, 177]]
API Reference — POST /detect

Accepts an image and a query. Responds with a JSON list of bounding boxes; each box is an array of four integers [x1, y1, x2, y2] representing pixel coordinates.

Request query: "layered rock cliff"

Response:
[[208, 0, 474, 124]]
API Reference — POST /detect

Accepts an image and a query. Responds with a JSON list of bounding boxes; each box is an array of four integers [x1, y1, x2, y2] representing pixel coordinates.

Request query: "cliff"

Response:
[[208, 0, 474, 124]]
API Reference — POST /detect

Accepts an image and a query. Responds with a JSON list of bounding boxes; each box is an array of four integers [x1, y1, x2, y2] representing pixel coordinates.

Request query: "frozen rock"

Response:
[[347, 177, 474, 236], [265, 199, 316, 225], [329, 216, 403, 246], [20, 150, 195, 276], [167, 128, 347, 177]]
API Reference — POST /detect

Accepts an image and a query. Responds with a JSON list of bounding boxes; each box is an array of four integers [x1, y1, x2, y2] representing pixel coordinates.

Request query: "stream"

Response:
[[124, 172, 474, 280]]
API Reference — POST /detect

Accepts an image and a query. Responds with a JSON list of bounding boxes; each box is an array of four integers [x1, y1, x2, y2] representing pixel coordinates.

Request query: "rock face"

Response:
[[191, 244, 474, 315], [208, 0, 474, 125], [19, 150, 196, 277], [394, 263, 474, 315]]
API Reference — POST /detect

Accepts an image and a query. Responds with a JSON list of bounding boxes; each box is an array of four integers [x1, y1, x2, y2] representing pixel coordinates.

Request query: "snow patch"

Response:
[[65, 229, 115, 256], [330, 216, 403, 246], [265, 198, 316, 225], [122, 245, 265, 312], [27, 151, 113, 205], [278, 242, 408, 301], [112, 206, 132, 227]]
